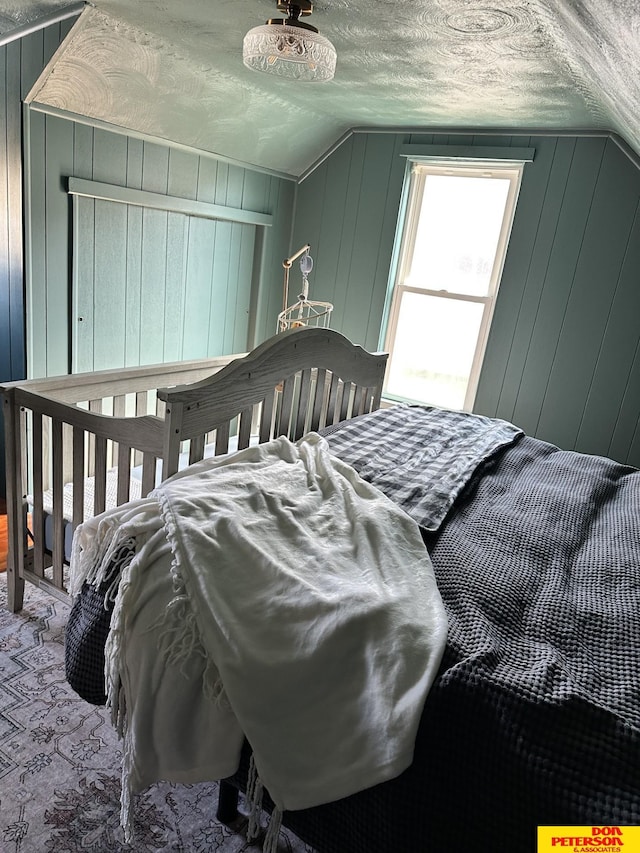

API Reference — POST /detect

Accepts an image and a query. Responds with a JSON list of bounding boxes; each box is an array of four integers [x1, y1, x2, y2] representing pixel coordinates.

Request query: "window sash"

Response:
[[384, 287, 494, 411], [383, 159, 523, 411]]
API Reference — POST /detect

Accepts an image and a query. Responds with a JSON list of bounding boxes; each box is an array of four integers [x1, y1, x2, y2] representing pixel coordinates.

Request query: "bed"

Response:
[[1, 327, 385, 613], [20, 327, 640, 853]]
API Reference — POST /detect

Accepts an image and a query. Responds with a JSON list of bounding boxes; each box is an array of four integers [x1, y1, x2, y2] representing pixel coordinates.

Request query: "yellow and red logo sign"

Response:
[[538, 826, 640, 852]]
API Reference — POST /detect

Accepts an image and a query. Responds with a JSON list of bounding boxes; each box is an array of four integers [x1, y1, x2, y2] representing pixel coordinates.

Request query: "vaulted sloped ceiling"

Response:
[[2, 0, 640, 178]]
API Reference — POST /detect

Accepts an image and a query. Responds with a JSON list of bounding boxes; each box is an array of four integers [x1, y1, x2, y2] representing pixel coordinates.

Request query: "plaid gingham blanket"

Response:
[[321, 404, 523, 530]]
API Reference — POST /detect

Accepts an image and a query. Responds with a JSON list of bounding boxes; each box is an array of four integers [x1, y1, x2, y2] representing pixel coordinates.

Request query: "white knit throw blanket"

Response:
[[71, 434, 448, 848]]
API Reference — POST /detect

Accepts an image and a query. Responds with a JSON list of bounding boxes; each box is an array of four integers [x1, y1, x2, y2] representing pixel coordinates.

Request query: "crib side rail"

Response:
[[1, 353, 240, 612], [2, 385, 165, 612], [1, 353, 239, 406]]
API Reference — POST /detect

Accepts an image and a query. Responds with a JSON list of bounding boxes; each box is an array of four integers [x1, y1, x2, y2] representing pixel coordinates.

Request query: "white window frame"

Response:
[[382, 157, 525, 411]]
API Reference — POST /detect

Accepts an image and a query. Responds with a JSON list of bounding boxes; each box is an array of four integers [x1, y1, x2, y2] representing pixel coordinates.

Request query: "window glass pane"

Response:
[[407, 173, 511, 297], [386, 291, 485, 410]]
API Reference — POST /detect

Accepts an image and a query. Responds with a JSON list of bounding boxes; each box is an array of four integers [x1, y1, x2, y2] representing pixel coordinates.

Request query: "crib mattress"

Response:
[[31, 436, 253, 561]]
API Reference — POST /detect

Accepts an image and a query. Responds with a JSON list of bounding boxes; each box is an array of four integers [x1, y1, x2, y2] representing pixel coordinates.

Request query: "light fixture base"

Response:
[[265, 17, 318, 33], [276, 0, 313, 15]]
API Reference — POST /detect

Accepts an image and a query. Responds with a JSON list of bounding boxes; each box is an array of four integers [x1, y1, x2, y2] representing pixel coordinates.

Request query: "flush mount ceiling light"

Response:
[[243, 1, 337, 82]]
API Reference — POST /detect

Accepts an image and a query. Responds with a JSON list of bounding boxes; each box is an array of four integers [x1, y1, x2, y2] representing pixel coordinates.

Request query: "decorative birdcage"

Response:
[[277, 244, 333, 333]]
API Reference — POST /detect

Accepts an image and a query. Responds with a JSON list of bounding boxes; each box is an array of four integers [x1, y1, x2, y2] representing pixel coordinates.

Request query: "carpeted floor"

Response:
[[0, 580, 314, 853]]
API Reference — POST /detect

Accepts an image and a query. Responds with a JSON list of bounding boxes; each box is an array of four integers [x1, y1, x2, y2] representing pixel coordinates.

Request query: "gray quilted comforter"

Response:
[[275, 425, 640, 853]]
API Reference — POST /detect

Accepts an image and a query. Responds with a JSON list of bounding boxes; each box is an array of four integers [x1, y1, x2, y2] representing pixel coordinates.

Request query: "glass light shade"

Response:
[[243, 24, 336, 81]]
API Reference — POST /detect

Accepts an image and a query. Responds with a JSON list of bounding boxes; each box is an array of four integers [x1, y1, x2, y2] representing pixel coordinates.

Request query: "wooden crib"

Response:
[[1, 327, 387, 612]]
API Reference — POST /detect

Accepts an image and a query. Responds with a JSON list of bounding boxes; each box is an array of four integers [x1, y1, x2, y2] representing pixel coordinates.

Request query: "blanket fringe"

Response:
[[110, 677, 126, 737], [246, 753, 263, 842], [103, 526, 170, 846], [263, 807, 283, 853], [149, 560, 230, 708], [245, 753, 283, 853], [119, 715, 135, 844], [202, 657, 229, 708], [152, 590, 205, 669], [69, 500, 160, 599]]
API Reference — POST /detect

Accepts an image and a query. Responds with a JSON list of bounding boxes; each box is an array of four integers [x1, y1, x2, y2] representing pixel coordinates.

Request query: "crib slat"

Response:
[[117, 444, 132, 505], [113, 395, 126, 417], [51, 418, 65, 590], [366, 387, 375, 414], [351, 385, 362, 417], [259, 391, 275, 442], [72, 426, 85, 529], [141, 453, 156, 497], [134, 392, 148, 468], [86, 400, 102, 477], [62, 422, 74, 485], [353, 385, 367, 417], [112, 395, 126, 468], [32, 413, 45, 579], [40, 412, 51, 493], [135, 391, 148, 415], [339, 382, 353, 422], [94, 435, 107, 516], [189, 435, 205, 464], [309, 368, 327, 432], [277, 375, 296, 438], [351, 385, 369, 417], [294, 369, 313, 440], [237, 406, 253, 450], [325, 373, 341, 427], [215, 422, 230, 455]]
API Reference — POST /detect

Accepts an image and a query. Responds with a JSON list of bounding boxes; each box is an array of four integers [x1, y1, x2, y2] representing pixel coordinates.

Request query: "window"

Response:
[[382, 160, 523, 411]]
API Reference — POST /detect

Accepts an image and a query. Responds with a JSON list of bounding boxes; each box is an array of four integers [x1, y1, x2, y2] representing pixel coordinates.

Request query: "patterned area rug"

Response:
[[0, 581, 313, 853]]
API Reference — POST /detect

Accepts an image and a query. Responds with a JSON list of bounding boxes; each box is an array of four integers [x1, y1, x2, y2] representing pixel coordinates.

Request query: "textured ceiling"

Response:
[[2, 0, 639, 178]]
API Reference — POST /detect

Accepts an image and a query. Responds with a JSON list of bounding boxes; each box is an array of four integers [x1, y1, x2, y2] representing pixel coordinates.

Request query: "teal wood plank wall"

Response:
[[291, 131, 640, 467], [0, 20, 74, 497], [71, 197, 259, 372], [26, 116, 295, 377]]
